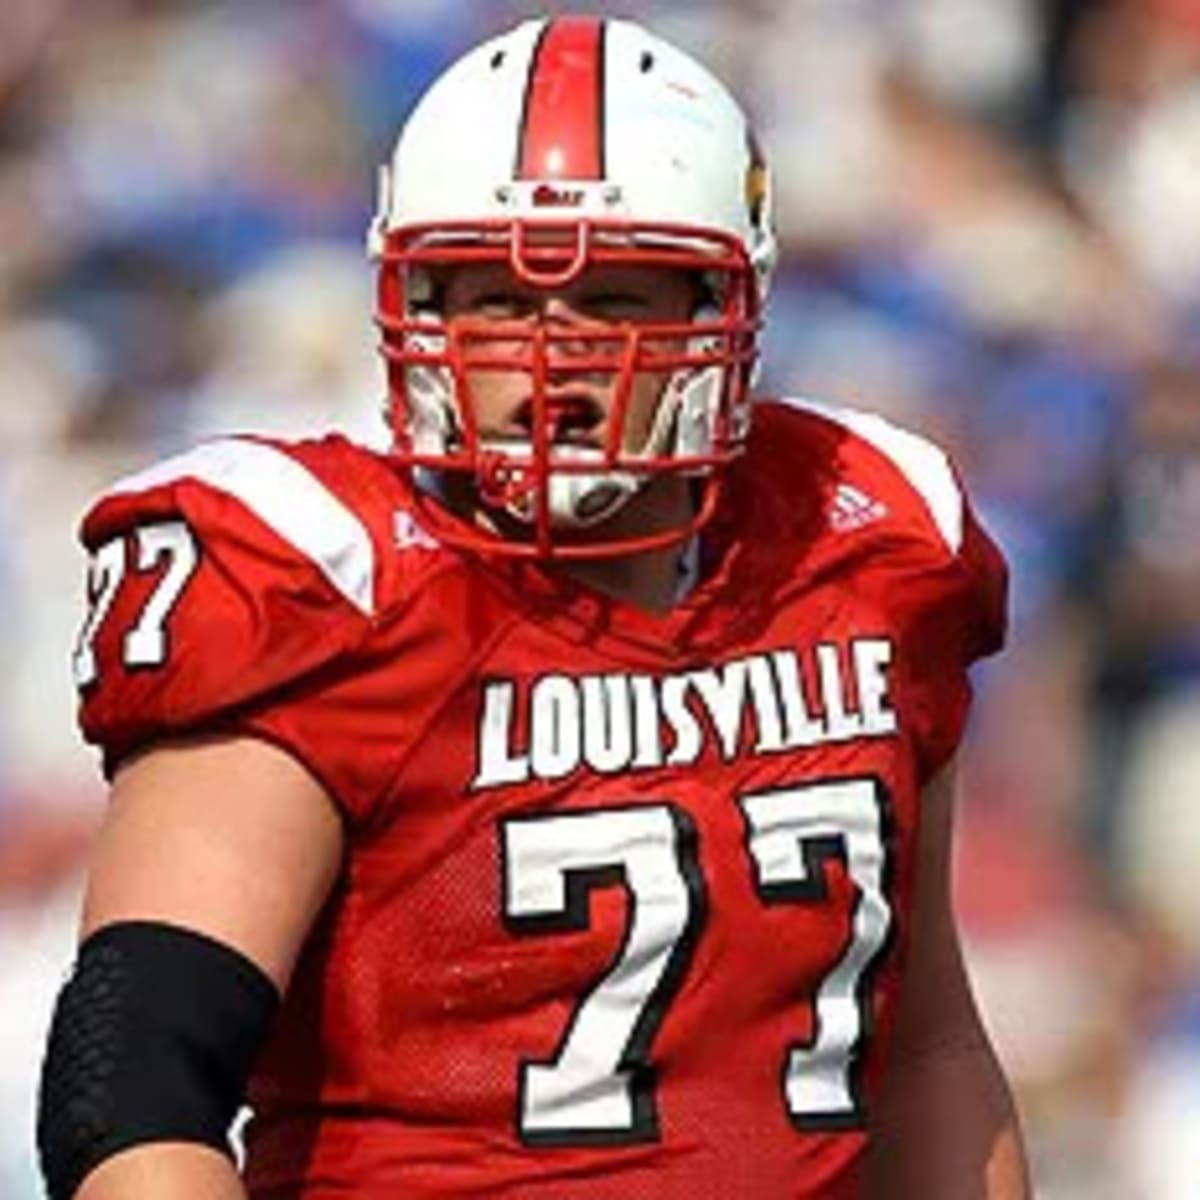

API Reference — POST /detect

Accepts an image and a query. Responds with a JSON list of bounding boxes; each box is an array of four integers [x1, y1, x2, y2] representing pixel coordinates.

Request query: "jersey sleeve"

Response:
[[955, 481, 1008, 664], [792, 398, 1009, 775], [75, 437, 379, 784], [908, 495, 1008, 776], [881, 439, 1008, 776]]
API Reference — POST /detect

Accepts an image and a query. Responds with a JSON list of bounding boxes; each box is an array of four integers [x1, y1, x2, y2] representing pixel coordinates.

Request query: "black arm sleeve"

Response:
[[37, 920, 279, 1200]]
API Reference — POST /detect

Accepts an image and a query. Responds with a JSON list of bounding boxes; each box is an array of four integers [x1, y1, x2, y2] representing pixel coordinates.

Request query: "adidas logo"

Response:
[[394, 510, 440, 551], [830, 484, 888, 532]]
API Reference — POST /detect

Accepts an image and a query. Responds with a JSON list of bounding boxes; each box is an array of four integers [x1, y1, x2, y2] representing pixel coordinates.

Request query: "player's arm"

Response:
[[864, 761, 1031, 1199], [39, 735, 344, 1200]]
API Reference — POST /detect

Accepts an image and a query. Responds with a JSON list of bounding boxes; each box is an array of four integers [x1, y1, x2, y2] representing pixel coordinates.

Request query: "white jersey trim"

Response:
[[106, 439, 376, 615], [781, 397, 964, 554]]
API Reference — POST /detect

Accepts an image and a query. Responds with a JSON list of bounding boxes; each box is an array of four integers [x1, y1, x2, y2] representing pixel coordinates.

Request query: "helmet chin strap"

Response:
[[477, 441, 642, 529]]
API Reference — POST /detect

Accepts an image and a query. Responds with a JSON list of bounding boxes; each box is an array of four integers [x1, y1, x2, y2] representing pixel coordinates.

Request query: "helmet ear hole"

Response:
[[406, 266, 443, 313], [695, 273, 724, 316]]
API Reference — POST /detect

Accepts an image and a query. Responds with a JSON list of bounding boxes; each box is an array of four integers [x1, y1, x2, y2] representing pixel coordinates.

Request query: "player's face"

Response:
[[441, 262, 698, 455]]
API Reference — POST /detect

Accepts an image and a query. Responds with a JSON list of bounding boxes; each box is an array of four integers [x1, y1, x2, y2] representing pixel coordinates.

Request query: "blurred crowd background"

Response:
[[1, 0, 1198, 1195]]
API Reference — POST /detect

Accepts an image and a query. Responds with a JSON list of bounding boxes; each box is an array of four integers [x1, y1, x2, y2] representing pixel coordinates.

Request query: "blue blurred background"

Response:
[[1, 1, 1199, 1195]]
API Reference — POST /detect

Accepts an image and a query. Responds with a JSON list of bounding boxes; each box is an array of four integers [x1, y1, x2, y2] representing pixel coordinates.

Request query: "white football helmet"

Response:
[[370, 15, 777, 558]]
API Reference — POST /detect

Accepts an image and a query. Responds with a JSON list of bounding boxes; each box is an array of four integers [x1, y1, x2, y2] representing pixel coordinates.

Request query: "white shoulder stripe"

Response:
[[782, 397, 964, 553], [107, 439, 376, 615]]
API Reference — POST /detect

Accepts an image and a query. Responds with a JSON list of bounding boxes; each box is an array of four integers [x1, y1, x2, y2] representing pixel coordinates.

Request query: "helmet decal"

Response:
[[744, 127, 768, 232], [516, 17, 606, 181]]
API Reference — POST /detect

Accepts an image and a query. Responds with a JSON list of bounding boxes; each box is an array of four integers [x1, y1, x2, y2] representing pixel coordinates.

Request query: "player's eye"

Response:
[[470, 291, 537, 320], [577, 291, 651, 321]]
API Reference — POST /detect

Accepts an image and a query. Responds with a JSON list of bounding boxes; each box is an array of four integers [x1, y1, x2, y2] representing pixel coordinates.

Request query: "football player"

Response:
[[38, 16, 1030, 1199]]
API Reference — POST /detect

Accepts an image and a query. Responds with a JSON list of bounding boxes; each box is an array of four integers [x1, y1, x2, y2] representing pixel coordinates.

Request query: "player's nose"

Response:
[[542, 297, 591, 351], [542, 296, 585, 323], [541, 298, 618, 375]]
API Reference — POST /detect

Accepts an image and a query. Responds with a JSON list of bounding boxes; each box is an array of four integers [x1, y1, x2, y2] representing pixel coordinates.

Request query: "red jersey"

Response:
[[76, 398, 1006, 1199]]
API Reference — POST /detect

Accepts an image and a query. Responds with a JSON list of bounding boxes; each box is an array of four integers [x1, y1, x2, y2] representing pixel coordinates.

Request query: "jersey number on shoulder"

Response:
[[73, 521, 200, 687], [501, 777, 892, 1144]]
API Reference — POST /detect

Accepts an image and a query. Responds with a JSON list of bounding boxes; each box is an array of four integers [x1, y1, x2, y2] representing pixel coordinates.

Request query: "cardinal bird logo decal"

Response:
[[745, 127, 768, 230]]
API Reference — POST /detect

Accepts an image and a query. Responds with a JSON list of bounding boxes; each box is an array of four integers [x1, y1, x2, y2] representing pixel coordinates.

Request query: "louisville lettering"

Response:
[[473, 639, 898, 790]]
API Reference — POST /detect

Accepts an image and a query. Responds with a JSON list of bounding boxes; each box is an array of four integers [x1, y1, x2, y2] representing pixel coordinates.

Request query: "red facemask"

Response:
[[375, 218, 762, 559]]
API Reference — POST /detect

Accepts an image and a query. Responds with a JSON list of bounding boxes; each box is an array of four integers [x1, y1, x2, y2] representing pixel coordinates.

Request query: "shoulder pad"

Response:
[[76, 436, 386, 769], [775, 397, 964, 552], [771, 396, 1008, 660]]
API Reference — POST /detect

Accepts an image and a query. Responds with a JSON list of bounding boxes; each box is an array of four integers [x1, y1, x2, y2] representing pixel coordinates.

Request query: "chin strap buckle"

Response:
[[477, 450, 534, 512]]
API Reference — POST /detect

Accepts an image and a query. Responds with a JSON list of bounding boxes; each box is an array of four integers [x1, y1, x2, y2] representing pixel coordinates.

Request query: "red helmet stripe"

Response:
[[517, 17, 605, 180]]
